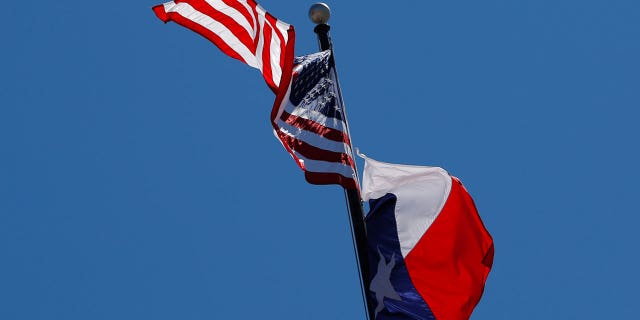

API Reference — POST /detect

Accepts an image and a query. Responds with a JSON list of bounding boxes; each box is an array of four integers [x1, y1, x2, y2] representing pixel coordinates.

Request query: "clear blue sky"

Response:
[[2, 1, 639, 319]]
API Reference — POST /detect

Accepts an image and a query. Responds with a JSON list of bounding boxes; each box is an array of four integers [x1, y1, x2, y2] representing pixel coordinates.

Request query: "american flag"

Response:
[[272, 50, 358, 189], [152, 0, 295, 91]]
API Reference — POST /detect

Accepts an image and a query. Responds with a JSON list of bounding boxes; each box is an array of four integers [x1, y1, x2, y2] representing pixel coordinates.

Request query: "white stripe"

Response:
[[284, 100, 347, 133], [276, 120, 352, 154], [204, 0, 255, 38], [164, 2, 258, 68], [163, 1, 177, 13], [269, 34, 282, 86], [275, 20, 290, 43], [254, 14, 266, 75], [237, 0, 257, 31], [293, 152, 356, 179]]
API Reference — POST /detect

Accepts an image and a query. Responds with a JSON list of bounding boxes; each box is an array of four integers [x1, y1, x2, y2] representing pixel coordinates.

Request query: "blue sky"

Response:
[[2, 1, 639, 319]]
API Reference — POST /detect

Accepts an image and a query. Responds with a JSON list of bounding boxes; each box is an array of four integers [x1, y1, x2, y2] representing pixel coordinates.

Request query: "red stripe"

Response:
[[152, 5, 170, 22], [274, 131, 304, 170], [174, 0, 255, 51], [277, 131, 355, 167], [260, 21, 275, 91], [305, 172, 358, 189], [247, 1, 277, 91], [281, 111, 351, 145]]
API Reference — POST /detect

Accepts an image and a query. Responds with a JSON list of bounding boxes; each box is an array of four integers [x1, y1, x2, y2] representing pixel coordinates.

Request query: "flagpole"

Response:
[[309, 4, 375, 320]]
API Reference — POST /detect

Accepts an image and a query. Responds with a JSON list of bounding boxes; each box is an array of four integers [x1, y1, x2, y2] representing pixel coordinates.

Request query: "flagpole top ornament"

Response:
[[309, 3, 331, 24]]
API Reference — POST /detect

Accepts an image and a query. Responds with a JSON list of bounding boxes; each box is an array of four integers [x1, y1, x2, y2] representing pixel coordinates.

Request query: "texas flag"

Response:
[[361, 154, 494, 320]]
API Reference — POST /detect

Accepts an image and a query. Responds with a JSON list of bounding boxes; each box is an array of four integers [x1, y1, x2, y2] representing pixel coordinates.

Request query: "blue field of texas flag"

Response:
[[361, 155, 494, 320]]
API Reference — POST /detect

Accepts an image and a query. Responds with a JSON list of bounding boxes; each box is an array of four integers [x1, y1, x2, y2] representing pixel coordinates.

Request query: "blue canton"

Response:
[[290, 51, 344, 121]]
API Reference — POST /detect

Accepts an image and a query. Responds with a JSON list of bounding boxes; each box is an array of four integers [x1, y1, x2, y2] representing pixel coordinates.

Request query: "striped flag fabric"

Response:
[[152, 0, 295, 91], [271, 50, 358, 189]]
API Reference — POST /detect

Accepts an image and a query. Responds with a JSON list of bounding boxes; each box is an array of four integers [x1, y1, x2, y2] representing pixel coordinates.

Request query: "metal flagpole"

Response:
[[309, 4, 376, 320]]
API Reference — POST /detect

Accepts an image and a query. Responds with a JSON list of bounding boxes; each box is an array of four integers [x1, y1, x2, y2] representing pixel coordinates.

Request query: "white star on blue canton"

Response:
[[370, 248, 402, 317]]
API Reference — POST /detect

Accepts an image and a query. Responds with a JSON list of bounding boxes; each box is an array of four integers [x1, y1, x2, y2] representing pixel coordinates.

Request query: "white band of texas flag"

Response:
[[360, 153, 494, 320]]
